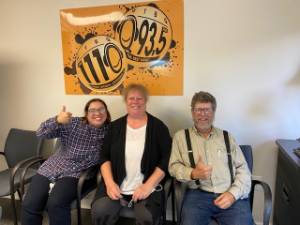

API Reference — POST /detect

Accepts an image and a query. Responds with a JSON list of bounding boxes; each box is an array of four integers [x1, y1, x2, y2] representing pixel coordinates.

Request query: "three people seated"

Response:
[[20, 86, 253, 225]]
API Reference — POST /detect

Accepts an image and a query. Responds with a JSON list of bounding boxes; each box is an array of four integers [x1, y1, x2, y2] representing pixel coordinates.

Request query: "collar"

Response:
[[191, 126, 216, 138]]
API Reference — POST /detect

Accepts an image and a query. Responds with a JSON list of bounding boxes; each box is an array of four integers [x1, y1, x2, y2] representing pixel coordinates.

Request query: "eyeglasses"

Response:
[[88, 108, 106, 114], [127, 96, 145, 102], [192, 107, 213, 114]]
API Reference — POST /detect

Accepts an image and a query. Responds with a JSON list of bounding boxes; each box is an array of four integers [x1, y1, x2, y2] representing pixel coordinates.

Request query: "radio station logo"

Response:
[[76, 36, 126, 93], [116, 5, 173, 67], [62, 2, 179, 94]]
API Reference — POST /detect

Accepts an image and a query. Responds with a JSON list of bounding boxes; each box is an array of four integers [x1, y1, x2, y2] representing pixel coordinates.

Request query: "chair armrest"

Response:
[[164, 177, 173, 201], [77, 165, 99, 200], [96, 171, 102, 185], [10, 156, 43, 197], [251, 179, 272, 225], [76, 165, 99, 225], [19, 157, 45, 198], [164, 177, 175, 223], [174, 180, 189, 224]]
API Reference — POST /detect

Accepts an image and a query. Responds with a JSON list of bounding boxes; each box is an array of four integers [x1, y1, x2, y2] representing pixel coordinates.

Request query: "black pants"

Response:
[[91, 191, 162, 225], [21, 174, 78, 225]]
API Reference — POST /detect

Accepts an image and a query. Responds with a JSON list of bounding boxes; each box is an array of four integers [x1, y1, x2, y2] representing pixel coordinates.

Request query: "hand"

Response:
[[191, 155, 212, 180], [56, 106, 72, 124], [214, 192, 236, 209], [132, 183, 153, 202], [106, 181, 122, 200]]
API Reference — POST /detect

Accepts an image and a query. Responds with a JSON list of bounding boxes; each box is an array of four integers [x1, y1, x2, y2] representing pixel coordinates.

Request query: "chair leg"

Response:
[[76, 198, 82, 225], [10, 193, 18, 225], [17, 189, 23, 203], [171, 184, 176, 225]]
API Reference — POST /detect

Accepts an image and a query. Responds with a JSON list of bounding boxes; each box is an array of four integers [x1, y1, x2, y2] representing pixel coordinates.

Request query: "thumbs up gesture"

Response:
[[191, 155, 213, 180], [56, 106, 72, 124]]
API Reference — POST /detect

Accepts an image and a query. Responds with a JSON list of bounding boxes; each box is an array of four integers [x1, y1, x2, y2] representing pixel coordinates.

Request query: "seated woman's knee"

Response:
[[22, 194, 43, 212], [47, 195, 66, 211], [91, 198, 112, 219]]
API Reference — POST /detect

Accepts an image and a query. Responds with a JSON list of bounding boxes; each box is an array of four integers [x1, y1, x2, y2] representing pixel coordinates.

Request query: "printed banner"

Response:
[[60, 0, 183, 95]]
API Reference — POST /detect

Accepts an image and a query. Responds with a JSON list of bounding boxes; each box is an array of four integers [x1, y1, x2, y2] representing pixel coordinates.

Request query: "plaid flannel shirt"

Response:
[[37, 117, 108, 181]]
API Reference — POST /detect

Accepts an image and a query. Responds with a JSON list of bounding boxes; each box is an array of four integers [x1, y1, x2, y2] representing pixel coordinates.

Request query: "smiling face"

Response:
[[126, 89, 147, 118], [87, 101, 108, 128], [192, 102, 215, 134]]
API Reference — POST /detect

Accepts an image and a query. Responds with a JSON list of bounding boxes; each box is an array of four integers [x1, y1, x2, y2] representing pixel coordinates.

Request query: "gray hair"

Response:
[[191, 91, 217, 111]]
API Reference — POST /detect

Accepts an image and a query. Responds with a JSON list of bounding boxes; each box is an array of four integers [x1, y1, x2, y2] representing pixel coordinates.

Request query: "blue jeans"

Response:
[[181, 189, 253, 225]]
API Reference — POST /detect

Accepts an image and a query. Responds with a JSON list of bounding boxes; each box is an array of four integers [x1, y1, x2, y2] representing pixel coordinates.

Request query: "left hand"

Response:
[[213, 192, 236, 209], [132, 183, 153, 202]]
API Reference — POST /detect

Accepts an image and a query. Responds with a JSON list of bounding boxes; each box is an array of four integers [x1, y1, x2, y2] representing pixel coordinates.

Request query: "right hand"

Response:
[[56, 106, 72, 124], [132, 183, 153, 202], [191, 155, 212, 180], [106, 181, 122, 200]]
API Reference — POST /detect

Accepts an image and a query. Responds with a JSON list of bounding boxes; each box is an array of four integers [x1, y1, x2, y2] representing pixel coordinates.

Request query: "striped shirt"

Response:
[[37, 116, 108, 181]]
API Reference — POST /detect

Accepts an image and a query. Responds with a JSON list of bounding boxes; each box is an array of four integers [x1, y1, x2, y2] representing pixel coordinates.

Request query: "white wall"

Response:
[[1, 0, 300, 223]]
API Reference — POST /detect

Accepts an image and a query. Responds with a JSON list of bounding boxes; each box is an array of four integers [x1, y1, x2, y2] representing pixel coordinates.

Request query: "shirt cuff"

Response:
[[48, 117, 60, 128], [228, 186, 240, 200], [182, 167, 194, 181]]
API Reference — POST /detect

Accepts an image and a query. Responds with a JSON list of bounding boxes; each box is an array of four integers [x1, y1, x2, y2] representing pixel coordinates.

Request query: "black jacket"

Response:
[[94, 113, 172, 200]]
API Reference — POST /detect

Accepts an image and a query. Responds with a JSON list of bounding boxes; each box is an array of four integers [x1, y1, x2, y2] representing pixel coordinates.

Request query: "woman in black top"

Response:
[[91, 84, 172, 225]]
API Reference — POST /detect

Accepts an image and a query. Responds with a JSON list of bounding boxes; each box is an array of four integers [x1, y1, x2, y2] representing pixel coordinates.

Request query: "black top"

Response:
[[94, 113, 172, 200]]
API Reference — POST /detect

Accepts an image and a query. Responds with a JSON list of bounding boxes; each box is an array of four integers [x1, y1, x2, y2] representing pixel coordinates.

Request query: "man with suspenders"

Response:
[[168, 91, 253, 225]]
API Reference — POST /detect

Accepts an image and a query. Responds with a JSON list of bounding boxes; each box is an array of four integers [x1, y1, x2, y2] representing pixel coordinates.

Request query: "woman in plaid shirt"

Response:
[[21, 98, 111, 225]]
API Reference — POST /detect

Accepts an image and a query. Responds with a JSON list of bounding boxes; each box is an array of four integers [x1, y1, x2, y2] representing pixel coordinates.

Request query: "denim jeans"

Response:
[[181, 189, 254, 225]]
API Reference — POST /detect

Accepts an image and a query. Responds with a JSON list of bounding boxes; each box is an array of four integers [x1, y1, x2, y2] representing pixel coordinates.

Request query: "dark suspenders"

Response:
[[184, 129, 200, 185], [223, 130, 234, 184], [184, 129, 234, 185]]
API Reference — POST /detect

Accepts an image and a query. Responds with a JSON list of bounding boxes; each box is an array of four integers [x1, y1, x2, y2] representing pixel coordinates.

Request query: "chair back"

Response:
[[239, 145, 253, 173], [39, 138, 58, 159], [4, 128, 43, 168]]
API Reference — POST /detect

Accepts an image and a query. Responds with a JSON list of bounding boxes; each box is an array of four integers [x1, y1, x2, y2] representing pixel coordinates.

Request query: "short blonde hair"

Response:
[[122, 83, 149, 102]]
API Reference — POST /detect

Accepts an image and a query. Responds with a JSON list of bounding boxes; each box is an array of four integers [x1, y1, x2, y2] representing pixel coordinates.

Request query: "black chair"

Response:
[[19, 139, 99, 225], [0, 128, 44, 225], [173, 145, 272, 225]]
